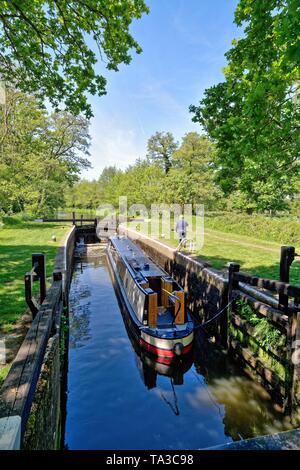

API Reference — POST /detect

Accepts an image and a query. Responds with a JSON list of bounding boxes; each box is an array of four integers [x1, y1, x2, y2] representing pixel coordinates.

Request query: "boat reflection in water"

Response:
[[135, 348, 193, 391], [134, 348, 193, 417]]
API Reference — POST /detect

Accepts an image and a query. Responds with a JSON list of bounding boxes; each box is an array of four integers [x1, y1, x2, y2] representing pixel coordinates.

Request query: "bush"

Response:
[[205, 212, 300, 245]]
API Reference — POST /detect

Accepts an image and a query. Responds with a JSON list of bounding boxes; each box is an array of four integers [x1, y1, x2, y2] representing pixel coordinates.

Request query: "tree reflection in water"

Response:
[[192, 330, 299, 440], [69, 263, 92, 348]]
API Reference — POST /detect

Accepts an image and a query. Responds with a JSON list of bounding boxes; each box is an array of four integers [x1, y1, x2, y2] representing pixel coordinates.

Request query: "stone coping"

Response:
[[206, 428, 300, 450]]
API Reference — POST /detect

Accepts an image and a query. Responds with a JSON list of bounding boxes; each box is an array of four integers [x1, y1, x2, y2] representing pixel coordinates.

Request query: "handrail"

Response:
[[0, 278, 63, 445], [234, 271, 300, 299], [176, 238, 196, 252]]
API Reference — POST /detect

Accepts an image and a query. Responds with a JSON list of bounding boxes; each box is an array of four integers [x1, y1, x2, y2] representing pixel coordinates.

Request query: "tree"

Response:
[[99, 166, 123, 186], [65, 179, 101, 209], [0, 88, 90, 215], [190, 0, 300, 212], [65, 139, 222, 212], [147, 132, 178, 174], [165, 134, 221, 208], [164, 169, 221, 209], [173, 132, 215, 175], [0, 1, 149, 118], [98, 166, 124, 206], [117, 159, 165, 207]]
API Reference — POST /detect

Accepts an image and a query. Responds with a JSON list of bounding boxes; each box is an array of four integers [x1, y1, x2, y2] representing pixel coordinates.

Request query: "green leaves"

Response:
[[190, 0, 300, 213], [0, 1, 149, 117], [236, 299, 286, 353], [163, 132, 221, 208], [76, 132, 222, 210], [0, 88, 91, 215], [147, 132, 178, 174]]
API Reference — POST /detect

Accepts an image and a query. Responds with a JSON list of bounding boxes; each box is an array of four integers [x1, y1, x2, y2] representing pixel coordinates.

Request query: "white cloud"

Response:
[[172, 14, 213, 49], [80, 73, 201, 181], [80, 112, 146, 180]]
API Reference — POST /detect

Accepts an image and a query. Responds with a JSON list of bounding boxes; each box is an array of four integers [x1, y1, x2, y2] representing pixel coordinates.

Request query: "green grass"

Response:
[[0, 216, 71, 333], [127, 214, 300, 284], [194, 228, 300, 283], [0, 363, 11, 387]]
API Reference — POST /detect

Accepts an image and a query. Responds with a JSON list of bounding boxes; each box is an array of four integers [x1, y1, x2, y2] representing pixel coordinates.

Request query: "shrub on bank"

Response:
[[205, 212, 300, 246]]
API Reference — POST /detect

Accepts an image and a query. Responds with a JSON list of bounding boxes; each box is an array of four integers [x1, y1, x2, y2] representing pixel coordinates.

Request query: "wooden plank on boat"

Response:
[[162, 279, 172, 307], [175, 291, 185, 324], [140, 281, 149, 290], [148, 293, 158, 327]]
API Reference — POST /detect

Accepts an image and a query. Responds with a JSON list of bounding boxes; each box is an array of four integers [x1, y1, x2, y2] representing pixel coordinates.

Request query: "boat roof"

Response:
[[110, 236, 168, 279]]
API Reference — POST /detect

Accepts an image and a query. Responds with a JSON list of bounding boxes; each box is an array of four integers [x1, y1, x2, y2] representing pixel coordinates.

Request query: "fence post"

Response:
[[53, 270, 62, 282], [284, 292, 300, 416], [279, 246, 295, 311], [219, 287, 229, 350], [227, 262, 240, 349], [279, 245, 300, 413], [72, 211, 76, 225], [32, 253, 46, 303], [24, 272, 39, 318], [291, 296, 300, 417], [285, 308, 299, 414]]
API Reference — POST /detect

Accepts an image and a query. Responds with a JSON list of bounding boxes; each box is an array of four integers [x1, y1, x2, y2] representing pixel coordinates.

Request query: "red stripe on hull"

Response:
[[139, 338, 193, 358]]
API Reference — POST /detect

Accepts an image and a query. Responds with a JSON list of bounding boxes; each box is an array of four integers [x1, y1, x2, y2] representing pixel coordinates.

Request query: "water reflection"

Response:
[[193, 334, 298, 440], [64, 254, 299, 450], [69, 267, 92, 348], [209, 377, 293, 439]]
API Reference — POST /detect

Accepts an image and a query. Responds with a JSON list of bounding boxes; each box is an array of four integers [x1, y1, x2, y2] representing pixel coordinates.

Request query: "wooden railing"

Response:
[[227, 256, 300, 413], [43, 217, 97, 226], [0, 258, 64, 446]]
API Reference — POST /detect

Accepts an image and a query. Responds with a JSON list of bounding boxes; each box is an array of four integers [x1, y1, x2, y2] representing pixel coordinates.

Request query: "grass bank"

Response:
[[0, 216, 71, 333]]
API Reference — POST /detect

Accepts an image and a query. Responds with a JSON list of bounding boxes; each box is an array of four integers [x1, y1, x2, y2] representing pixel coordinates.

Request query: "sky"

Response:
[[81, 0, 240, 180]]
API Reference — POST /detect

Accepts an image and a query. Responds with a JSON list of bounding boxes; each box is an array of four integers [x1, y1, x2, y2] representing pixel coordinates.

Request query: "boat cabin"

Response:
[[109, 236, 186, 328]]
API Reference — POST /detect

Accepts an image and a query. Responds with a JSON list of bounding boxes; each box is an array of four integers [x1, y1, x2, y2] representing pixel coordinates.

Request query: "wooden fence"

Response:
[[43, 216, 97, 226], [0, 255, 64, 447], [227, 248, 300, 413]]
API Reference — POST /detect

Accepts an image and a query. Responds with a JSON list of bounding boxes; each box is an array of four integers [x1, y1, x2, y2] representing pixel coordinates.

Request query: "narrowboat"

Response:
[[107, 235, 194, 358]]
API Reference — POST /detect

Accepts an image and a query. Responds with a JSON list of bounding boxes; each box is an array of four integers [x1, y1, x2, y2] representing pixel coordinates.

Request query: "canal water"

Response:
[[64, 249, 295, 450]]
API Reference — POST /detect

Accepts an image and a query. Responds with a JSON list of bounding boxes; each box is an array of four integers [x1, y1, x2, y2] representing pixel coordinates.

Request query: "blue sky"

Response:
[[82, 0, 240, 180]]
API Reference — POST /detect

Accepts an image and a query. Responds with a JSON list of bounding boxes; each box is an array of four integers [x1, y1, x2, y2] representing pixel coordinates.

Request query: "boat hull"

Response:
[[139, 332, 193, 358]]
